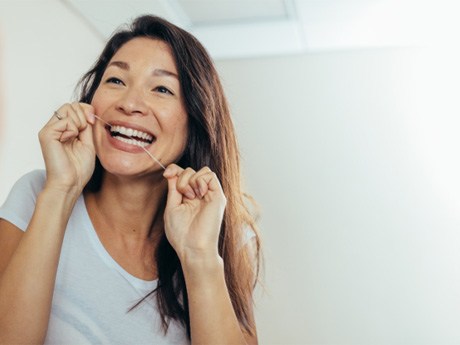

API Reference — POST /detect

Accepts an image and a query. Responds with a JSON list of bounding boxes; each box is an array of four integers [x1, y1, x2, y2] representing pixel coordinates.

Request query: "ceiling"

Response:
[[62, 0, 458, 60]]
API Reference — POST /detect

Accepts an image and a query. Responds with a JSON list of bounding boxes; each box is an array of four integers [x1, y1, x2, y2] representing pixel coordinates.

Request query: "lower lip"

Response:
[[105, 127, 153, 153]]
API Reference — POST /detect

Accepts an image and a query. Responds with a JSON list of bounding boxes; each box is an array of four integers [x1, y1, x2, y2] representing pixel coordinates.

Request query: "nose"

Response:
[[115, 87, 148, 116]]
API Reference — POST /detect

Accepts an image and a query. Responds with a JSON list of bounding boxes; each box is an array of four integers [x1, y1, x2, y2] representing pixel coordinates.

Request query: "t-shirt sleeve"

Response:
[[0, 170, 46, 231], [240, 225, 259, 280]]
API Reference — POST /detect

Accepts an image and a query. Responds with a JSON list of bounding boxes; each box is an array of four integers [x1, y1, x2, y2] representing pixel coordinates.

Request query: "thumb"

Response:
[[165, 175, 183, 209], [80, 103, 96, 125], [79, 120, 95, 150]]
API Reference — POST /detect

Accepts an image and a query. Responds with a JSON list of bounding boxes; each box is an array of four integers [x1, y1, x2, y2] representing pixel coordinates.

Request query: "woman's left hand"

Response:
[[163, 164, 227, 263]]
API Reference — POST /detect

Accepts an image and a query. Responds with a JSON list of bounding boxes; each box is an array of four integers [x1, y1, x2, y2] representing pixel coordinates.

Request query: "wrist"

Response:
[[40, 184, 81, 205], [180, 251, 228, 297], [43, 180, 82, 199], [180, 250, 224, 276], [34, 187, 80, 232]]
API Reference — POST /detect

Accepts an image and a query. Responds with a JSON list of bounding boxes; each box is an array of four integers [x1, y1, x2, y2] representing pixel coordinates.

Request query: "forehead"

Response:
[[110, 37, 177, 72]]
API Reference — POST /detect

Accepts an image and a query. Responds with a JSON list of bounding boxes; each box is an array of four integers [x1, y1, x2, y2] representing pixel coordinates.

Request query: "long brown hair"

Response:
[[78, 15, 261, 338]]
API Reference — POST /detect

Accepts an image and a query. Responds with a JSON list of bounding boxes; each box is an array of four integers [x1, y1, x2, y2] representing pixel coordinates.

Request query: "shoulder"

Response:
[[238, 224, 257, 250], [243, 226, 256, 244], [239, 225, 260, 270], [0, 170, 46, 231], [6, 170, 46, 197], [17, 169, 46, 189], [7, 169, 46, 206]]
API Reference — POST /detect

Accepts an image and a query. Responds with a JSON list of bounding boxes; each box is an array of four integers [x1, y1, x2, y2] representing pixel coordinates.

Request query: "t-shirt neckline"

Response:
[[78, 195, 158, 294]]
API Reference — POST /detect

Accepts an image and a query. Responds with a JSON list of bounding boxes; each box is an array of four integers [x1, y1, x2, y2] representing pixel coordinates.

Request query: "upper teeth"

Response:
[[110, 125, 154, 142]]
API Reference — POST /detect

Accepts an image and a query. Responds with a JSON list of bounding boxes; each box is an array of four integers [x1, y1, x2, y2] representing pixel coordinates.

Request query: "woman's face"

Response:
[[91, 37, 188, 177]]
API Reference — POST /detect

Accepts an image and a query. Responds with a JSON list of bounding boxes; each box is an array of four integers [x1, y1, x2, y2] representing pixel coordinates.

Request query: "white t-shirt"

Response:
[[0, 170, 189, 345]]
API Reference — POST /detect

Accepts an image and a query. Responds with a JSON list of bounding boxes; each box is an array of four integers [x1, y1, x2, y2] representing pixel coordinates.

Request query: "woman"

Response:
[[0, 15, 260, 344]]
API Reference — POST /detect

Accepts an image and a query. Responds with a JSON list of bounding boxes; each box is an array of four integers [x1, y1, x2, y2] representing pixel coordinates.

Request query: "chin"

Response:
[[98, 155, 156, 178]]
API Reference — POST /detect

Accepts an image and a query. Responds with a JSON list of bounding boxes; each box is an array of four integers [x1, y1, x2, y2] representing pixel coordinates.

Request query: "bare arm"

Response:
[[0, 102, 95, 344], [163, 165, 258, 345], [182, 255, 258, 345], [0, 190, 79, 344]]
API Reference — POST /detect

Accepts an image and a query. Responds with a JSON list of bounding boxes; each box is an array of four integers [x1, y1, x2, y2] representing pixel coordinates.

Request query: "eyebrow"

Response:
[[107, 61, 178, 79], [107, 61, 129, 70], [153, 69, 179, 79]]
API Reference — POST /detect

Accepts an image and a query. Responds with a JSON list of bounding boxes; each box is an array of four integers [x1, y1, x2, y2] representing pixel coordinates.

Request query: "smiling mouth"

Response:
[[106, 124, 155, 148]]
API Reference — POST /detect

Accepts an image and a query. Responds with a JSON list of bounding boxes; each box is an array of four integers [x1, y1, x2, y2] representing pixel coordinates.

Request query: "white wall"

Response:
[[1, 2, 460, 344], [0, 0, 102, 198], [217, 49, 460, 344]]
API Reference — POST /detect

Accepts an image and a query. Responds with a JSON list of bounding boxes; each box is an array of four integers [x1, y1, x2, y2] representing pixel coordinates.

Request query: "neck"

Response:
[[84, 172, 167, 281], [85, 172, 167, 241]]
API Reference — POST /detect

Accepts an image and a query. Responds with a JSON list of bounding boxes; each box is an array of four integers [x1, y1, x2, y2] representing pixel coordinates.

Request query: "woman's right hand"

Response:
[[38, 102, 96, 195]]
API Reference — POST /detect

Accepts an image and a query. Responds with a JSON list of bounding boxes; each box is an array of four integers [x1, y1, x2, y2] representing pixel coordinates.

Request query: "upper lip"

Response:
[[105, 120, 156, 142]]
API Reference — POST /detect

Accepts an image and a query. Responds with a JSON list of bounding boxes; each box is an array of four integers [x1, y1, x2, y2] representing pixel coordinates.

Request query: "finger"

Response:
[[50, 104, 76, 127], [79, 103, 96, 125], [78, 116, 94, 149], [163, 164, 185, 207], [69, 102, 86, 129], [59, 120, 79, 142], [165, 175, 183, 209], [196, 171, 226, 204], [41, 104, 86, 144], [189, 166, 212, 198], [176, 167, 197, 200], [196, 171, 225, 198], [197, 176, 209, 198], [207, 171, 224, 193], [53, 103, 91, 128], [72, 102, 96, 126], [61, 113, 84, 141], [69, 103, 94, 147], [163, 163, 183, 178], [47, 103, 69, 125], [68, 103, 93, 135]]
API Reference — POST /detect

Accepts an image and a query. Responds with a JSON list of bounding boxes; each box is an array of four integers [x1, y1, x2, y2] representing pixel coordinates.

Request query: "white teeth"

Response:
[[113, 135, 150, 148], [110, 125, 154, 142]]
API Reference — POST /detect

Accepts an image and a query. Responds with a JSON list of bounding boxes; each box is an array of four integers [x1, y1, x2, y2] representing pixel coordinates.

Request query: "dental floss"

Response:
[[93, 114, 166, 170]]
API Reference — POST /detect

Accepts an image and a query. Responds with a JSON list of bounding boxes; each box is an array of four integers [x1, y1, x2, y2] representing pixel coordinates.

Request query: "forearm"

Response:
[[182, 254, 247, 345], [0, 188, 78, 344]]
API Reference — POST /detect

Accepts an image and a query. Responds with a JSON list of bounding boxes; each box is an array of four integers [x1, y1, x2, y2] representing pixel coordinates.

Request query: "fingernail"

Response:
[[198, 186, 204, 198], [185, 191, 195, 199], [89, 113, 96, 123], [59, 132, 72, 142], [163, 167, 172, 178]]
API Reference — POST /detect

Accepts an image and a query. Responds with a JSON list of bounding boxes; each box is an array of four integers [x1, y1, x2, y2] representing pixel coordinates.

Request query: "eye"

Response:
[[105, 77, 124, 85], [154, 86, 174, 95]]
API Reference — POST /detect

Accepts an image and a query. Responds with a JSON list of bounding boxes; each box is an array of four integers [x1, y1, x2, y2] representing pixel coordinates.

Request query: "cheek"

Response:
[[160, 105, 188, 134], [90, 89, 110, 114], [161, 112, 188, 154], [173, 114, 189, 146], [172, 115, 188, 132]]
